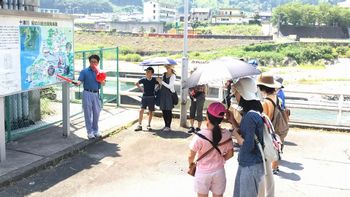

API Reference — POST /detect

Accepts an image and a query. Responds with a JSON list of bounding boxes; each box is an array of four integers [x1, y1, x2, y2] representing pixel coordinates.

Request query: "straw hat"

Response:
[[165, 65, 175, 69], [257, 74, 282, 89]]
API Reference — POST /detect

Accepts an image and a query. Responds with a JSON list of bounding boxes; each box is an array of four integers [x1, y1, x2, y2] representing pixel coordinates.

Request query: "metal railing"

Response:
[[118, 78, 350, 129]]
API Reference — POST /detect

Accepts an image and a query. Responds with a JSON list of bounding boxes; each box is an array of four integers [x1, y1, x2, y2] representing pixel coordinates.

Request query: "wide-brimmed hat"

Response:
[[233, 77, 260, 101], [274, 76, 285, 88], [257, 74, 282, 89], [165, 65, 175, 69]]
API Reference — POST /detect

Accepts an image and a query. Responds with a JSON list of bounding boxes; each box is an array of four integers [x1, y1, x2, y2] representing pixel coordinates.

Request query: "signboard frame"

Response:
[[0, 10, 75, 162]]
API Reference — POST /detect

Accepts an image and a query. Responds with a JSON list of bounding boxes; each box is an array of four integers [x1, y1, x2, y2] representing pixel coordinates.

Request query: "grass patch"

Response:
[[298, 78, 350, 84], [197, 24, 263, 36]]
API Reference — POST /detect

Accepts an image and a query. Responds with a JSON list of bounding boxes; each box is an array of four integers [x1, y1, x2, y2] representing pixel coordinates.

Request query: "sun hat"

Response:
[[233, 77, 260, 101], [207, 102, 226, 118], [274, 76, 284, 88], [257, 74, 282, 89], [165, 65, 175, 69], [248, 59, 258, 68]]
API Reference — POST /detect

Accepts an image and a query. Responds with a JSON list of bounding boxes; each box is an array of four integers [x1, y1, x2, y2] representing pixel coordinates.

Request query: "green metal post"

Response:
[[116, 47, 120, 107], [99, 48, 104, 106], [5, 97, 11, 142], [82, 52, 87, 69], [81, 51, 87, 98]]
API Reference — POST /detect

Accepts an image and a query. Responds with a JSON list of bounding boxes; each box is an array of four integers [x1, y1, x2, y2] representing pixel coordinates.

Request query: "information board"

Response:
[[0, 11, 74, 96]]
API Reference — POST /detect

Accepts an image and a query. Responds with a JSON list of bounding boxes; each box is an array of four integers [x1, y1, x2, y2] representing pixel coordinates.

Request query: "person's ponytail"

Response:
[[208, 113, 223, 147]]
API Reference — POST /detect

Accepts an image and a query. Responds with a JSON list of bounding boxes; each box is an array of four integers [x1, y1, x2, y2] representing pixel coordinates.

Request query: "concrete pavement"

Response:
[[0, 117, 349, 197], [0, 106, 139, 188]]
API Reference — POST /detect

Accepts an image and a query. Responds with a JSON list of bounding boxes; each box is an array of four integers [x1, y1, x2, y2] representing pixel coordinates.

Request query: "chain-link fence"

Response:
[[5, 47, 120, 142]]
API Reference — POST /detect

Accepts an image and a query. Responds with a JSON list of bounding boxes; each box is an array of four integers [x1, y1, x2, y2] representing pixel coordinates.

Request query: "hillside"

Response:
[[40, 0, 346, 13]]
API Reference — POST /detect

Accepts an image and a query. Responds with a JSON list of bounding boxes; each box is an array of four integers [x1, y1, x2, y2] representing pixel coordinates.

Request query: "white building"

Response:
[[190, 8, 211, 22], [39, 8, 60, 14], [143, 0, 177, 22], [338, 0, 350, 8], [211, 8, 245, 24]]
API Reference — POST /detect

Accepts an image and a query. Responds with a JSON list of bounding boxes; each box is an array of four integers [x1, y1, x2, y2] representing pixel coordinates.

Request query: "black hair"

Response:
[[66, 42, 72, 50], [89, 54, 100, 63], [207, 112, 223, 147], [238, 97, 263, 113], [258, 85, 275, 95], [146, 68, 154, 74]]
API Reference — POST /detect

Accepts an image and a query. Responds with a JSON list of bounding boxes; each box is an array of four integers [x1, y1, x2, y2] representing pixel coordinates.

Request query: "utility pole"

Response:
[[180, 0, 189, 127]]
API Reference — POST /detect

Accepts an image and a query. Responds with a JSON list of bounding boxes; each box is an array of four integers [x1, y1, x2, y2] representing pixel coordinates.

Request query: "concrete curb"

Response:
[[0, 118, 138, 188]]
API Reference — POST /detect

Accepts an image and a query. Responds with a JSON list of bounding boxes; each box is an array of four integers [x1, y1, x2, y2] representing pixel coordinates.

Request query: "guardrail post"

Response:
[[0, 97, 6, 162], [62, 82, 70, 137], [82, 52, 87, 69], [99, 48, 104, 106], [5, 97, 11, 142], [116, 47, 120, 107], [336, 94, 344, 125]]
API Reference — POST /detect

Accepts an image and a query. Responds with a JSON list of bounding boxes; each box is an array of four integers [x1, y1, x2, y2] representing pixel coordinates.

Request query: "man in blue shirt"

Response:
[[75, 54, 106, 139]]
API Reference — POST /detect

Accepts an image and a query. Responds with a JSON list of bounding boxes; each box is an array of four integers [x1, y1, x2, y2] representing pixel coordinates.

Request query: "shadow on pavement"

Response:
[[284, 141, 298, 146], [280, 160, 304, 171], [0, 140, 121, 197], [277, 171, 301, 181], [152, 129, 192, 139]]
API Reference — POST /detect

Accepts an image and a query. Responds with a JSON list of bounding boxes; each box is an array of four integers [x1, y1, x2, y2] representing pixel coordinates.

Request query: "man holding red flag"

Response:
[[75, 54, 106, 139]]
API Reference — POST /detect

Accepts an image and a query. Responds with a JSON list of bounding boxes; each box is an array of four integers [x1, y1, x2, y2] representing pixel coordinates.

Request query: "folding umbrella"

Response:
[[186, 57, 261, 88], [140, 57, 177, 76]]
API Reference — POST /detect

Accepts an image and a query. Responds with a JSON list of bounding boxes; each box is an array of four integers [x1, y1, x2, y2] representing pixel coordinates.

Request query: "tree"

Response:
[[272, 2, 350, 29]]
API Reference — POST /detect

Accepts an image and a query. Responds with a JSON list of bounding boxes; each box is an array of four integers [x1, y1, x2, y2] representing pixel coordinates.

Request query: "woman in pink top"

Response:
[[188, 102, 234, 197]]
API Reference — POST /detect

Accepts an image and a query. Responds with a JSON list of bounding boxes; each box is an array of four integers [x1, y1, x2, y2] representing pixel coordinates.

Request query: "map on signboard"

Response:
[[20, 26, 74, 90]]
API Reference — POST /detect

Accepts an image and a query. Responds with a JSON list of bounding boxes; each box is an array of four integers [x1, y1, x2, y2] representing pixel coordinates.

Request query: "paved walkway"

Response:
[[0, 117, 349, 197], [0, 107, 139, 187]]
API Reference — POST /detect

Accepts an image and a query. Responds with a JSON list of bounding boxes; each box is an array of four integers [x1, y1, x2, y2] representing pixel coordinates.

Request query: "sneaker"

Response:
[[147, 125, 152, 131], [88, 133, 96, 140], [163, 127, 171, 132], [195, 128, 201, 132], [187, 127, 195, 133], [273, 169, 279, 175], [94, 132, 102, 138], [134, 125, 142, 131]]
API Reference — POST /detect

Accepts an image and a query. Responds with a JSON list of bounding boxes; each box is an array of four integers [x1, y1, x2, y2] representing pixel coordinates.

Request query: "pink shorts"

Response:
[[194, 168, 226, 195]]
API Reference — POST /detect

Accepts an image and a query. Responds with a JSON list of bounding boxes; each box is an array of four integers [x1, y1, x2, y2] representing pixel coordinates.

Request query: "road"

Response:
[[1, 118, 350, 197]]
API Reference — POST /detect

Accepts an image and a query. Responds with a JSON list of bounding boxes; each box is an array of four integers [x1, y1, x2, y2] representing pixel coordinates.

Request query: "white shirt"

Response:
[[162, 74, 176, 93]]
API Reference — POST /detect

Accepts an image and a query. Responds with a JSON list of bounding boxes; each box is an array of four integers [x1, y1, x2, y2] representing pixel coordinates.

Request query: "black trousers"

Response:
[[162, 110, 172, 127]]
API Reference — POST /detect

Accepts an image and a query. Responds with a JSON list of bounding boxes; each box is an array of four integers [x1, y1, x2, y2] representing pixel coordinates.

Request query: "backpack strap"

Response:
[[265, 97, 276, 121]]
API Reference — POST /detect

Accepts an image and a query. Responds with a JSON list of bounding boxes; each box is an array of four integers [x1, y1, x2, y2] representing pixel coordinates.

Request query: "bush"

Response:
[[119, 46, 133, 55], [336, 46, 348, 56], [244, 43, 277, 52], [122, 54, 142, 62], [346, 50, 350, 58]]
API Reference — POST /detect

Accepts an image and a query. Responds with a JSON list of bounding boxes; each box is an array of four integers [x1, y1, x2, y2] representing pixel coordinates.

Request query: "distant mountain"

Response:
[[40, 0, 346, 14]]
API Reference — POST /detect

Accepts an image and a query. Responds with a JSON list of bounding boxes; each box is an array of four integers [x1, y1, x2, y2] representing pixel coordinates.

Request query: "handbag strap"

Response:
[[195, 137, 232, 163], [196, 133, 222, 155]]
